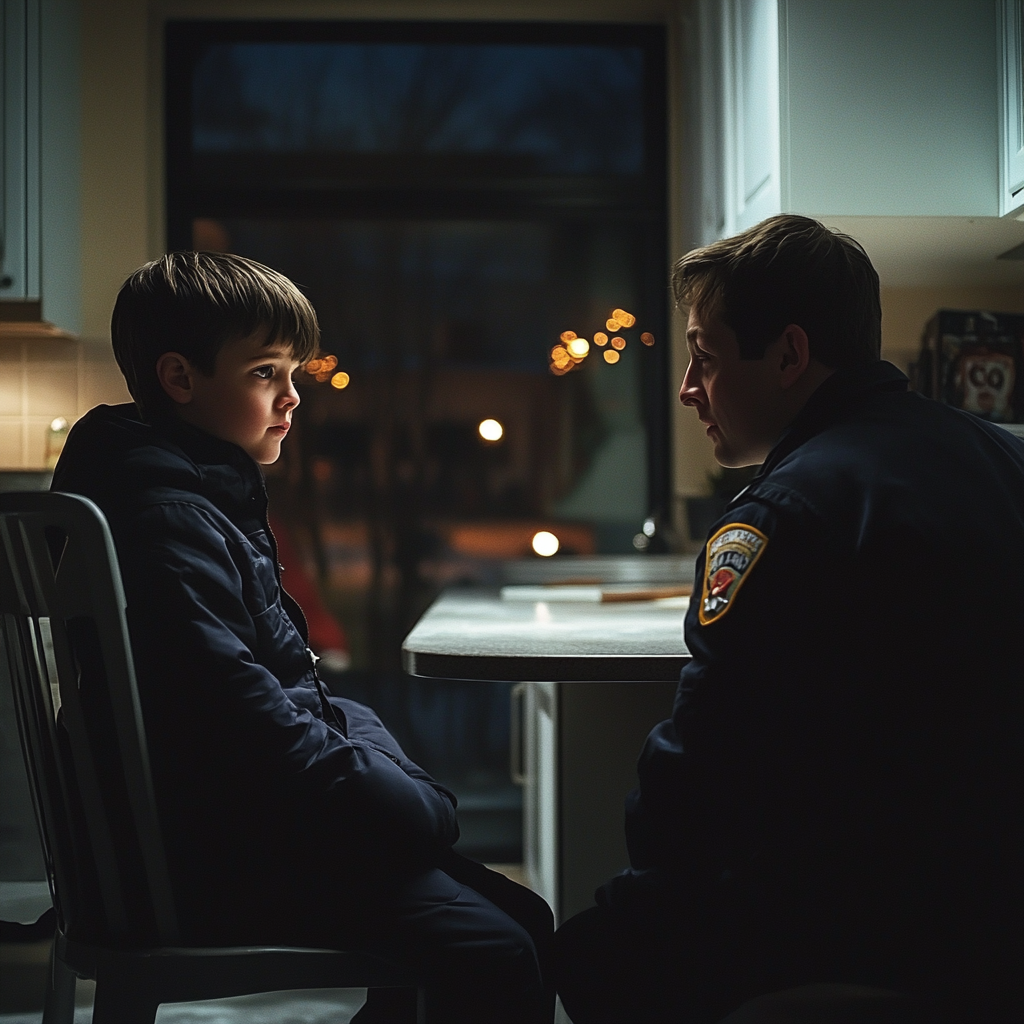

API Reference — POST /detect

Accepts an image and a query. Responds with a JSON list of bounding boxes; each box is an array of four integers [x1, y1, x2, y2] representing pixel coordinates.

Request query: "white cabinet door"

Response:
[[1000, 0, 1024, 215], [1, 0, 41, 301], [723, 0, 781, 233]]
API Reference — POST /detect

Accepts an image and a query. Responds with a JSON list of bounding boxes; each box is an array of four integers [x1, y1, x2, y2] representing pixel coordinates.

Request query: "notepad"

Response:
[[500, 584, 692, 603]]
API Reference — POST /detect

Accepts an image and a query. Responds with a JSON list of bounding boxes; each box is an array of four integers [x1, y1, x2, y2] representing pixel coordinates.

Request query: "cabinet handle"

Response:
[[510, 682, 526, 785]]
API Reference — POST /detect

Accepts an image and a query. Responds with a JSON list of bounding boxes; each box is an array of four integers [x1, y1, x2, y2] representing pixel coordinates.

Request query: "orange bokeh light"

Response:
[[594, 332, 608, 346], [605, 318, 621, 332], [322, 354, 338, 370], [603, 349, 620, 364], [641, 332, 655, 346], [612, 308, 636, 328], [330, 371, 350, 389], [305, 358, 323, 374], [610, 336, 626, 351], [560, 330, 577, 342]]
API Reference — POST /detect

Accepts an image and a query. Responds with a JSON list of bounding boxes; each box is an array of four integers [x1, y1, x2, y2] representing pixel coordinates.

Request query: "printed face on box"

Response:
[[956, 349, 1015, 421]]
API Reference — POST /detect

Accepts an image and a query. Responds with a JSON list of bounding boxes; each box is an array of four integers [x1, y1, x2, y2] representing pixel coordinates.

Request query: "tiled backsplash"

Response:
[[0, 338, 131, 469]]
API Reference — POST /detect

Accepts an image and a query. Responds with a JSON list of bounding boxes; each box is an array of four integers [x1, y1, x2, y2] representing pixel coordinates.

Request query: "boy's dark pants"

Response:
[[323, 850, 553, 1024]]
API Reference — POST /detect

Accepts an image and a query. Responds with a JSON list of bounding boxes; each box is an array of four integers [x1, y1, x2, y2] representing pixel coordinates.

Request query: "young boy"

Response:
[[53, 252, 552, 1024]]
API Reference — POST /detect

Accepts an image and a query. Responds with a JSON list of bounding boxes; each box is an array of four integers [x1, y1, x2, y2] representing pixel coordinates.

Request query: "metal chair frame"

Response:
[[0, 491, 423, 1023]]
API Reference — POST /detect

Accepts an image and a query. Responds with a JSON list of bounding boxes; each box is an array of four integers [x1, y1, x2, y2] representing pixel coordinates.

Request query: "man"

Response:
[[554, 215, 1024, 1023]]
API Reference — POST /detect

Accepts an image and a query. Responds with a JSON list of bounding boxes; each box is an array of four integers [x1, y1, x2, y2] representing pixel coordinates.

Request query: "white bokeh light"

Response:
[[531, 531, 559, 557], [478, 418, 504, 442]]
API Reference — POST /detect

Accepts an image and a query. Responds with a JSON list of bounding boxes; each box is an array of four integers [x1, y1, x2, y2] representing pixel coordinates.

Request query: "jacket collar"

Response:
[[147, 410, 266, 511], [757, 360, 908, 479]]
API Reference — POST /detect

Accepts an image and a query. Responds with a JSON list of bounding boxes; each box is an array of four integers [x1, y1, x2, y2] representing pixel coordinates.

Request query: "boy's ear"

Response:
[[156, 352, 196, 405]]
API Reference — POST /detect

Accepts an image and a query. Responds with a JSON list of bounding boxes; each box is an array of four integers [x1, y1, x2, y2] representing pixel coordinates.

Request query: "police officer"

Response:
[[554, 215, 1024, 1023]]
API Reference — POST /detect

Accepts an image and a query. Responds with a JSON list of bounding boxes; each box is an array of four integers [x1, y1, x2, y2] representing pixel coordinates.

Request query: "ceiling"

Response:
[[820, 215, 1024, 290]]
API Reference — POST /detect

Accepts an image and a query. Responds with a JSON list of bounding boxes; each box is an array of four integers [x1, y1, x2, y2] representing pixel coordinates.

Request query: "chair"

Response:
[[0, 491, 424, 1024]]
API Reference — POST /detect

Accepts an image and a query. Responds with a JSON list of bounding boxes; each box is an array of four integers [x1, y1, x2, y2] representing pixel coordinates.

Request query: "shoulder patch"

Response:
[[698, 523, 769, 625]]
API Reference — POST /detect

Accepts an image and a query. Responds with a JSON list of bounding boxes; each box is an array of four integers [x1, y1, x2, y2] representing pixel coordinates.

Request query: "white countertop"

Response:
[[402, 588, 691, 682]]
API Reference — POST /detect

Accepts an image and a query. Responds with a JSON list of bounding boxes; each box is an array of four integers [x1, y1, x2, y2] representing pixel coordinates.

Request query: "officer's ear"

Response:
[[776, 324, 810, 389], [156, 352, 198, 406]]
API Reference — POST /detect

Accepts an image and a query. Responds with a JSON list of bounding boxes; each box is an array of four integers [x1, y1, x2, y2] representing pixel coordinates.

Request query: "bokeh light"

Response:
[[603, 349, 620, 364], [305, 358, 323, 374], [50, 417, 68, 432], [567, 338, 590, 359], [610, 336, 626, 350], [612, 308, 636, 328], [594, 332, 608, 346], [532, 531, 560, 557], [606, 318, 621, 332], [641, 332, 655, 346], [551, 346, 572, 369], [478, 418, 504, 442], [560, 330, 577, 342], [330, 372, 350, 389], [322, 354, 338, 370]]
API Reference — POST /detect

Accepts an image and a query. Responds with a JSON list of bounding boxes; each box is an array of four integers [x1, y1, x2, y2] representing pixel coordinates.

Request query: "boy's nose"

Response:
[[281, 379, 300, 409]]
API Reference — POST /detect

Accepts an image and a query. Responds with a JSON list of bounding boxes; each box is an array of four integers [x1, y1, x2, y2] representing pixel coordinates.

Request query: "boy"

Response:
[[53, 252, 552, 1024]]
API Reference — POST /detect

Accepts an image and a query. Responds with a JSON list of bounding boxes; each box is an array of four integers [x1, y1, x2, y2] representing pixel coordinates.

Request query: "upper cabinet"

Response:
[[1, 0, 80, 331], [696, 0, 1006, 244], [1000, 0, 1024, 216]]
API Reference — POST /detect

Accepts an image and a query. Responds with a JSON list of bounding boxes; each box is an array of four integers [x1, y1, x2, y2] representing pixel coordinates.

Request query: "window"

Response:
[[166, 20, 669, 671]]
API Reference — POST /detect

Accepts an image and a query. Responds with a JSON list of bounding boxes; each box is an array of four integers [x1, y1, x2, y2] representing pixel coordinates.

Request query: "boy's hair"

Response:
[[111, 252, 320, 419], [672, 214, 881, 369]]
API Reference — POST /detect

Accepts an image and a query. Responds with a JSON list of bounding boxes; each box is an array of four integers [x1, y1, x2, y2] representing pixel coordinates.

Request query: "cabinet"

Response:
[[696, 0, 1003, 243], [0, 0, 80, 331], [1, 0, 41, 300], [1000, 0, 1024, 216], [518, 679, 678, 924]]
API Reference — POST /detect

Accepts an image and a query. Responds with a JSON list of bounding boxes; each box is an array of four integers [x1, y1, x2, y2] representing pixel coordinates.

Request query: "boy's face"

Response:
[[177, 332, 301, 464]]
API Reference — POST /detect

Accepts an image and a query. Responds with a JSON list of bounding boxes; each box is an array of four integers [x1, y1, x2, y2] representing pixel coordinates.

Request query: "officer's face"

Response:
[[679, 307, 784, 467]]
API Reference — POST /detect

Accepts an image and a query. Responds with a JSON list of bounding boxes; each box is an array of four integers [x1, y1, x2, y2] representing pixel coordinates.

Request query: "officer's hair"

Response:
[[111, 251, 320, 420], [672, 215, 881, 368]]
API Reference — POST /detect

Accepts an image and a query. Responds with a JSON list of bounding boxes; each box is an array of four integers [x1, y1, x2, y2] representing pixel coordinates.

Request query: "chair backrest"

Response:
[[0, 492, 179, 945]]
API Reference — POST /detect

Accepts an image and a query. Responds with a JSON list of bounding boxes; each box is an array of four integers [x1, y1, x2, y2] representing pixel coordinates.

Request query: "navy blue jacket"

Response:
[[53, 404, 458, 941], [614, 363, 1024, 996]]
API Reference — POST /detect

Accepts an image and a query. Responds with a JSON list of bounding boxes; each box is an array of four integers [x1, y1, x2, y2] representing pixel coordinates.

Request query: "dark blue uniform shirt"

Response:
[[613, 362, 1024, 999]]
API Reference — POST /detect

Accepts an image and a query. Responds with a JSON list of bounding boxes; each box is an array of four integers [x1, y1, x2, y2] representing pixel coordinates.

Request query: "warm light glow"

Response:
[[603, 349, 620, 364], [612, 308, 636, 328], [49, 417, 68, 432], [322, 354, 338, 370], [594, 332, 608, 346], [641, 332, 655, 346], [330, 371, 350, 389], [606, 318, 621, 332], [550, 364, 569, 376], [532, 531, 560, 557], [478, 418, 504, 442], [551, 346, 572, 369], [305, 358, 323, 374], [560, 330, 577, 342], [315, 370, 331, 382], [567, 338, 590, 359], [610, 336, 626, 350]]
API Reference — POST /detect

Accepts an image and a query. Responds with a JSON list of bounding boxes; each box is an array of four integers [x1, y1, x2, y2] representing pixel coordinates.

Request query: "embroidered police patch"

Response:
[[698, 523, 769, 625]]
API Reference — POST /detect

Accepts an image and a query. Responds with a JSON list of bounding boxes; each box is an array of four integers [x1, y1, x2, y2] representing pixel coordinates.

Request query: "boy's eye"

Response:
[[253, 365, 275, 379]]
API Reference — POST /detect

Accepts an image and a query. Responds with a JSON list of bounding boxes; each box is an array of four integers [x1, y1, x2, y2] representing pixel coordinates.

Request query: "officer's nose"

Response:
[[679, 361, 702, 407]]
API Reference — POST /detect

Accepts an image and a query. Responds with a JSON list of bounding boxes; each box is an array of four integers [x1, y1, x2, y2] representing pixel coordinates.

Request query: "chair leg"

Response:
[[91, 970, 160, 1024], [42, 943, 77, 1024]]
